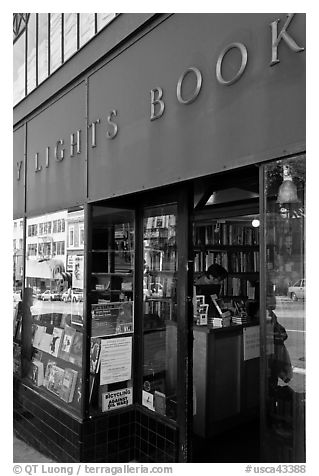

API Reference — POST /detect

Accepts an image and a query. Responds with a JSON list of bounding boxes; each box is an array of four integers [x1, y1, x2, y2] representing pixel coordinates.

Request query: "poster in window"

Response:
[[100, 336, 132, 385], [72, 255, 84, 289]]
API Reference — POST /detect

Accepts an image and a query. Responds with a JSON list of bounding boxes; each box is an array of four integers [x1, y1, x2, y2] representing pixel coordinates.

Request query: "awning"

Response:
[[26, 258, 65, 279]]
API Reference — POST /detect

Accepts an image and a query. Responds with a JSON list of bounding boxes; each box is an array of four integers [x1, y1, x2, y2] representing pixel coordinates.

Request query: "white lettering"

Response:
[[16, 161, 23, 180], [89, 119, 101, 148], [45, 147, 50, 168], [106, 110, 118, 139], [270, 13, 304, 66], [34, 152, 42, 172], [70, 130, 81, 156], [55, 139, 65, 162], [150, 87, 165, 121], [177, 67, 202, 104], [216, 42, 248, 86]]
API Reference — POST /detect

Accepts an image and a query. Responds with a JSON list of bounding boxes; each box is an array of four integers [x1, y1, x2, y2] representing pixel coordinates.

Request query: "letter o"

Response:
[[177, 67, 202, 104], [216, 42, 248, 86]]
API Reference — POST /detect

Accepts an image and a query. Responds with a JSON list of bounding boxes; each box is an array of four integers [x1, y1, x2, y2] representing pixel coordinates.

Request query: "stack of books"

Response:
[[211, 316, 232, 328], [232, 313, 250, 325]]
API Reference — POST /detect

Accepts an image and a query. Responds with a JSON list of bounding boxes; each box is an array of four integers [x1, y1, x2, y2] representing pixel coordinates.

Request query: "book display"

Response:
[[27, 310, 84, 414], [89, 206, 135, 415], [194, 216, 260, 328]]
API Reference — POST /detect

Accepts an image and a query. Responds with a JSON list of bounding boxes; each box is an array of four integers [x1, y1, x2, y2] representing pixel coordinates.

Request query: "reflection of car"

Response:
[[72, 290, 83, 302], [62, 290, 83, 302], [288, 279, 305, 300], [32, 288, 42, 299], [39, 290, 61, 301]]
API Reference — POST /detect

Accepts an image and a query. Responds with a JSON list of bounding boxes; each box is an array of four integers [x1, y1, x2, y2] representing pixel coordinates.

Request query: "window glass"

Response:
[[50, 13, 62, 73], [64, 13, 78, 61], [89, 205, 134, 416], [27, 13, 37, 93], [263, 155, 305, 461], [96, 13, 116, 31], [38, 13, 48, 84], [79, 14, 95, 47], [13, 217, 24, 378], [24, 208, 84, 417], [142, 205, 178, 420], [13, 33, 25, 105]]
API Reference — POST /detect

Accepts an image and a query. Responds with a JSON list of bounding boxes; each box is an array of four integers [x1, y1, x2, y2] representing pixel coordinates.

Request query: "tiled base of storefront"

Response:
[[13, 378, 178, 463]]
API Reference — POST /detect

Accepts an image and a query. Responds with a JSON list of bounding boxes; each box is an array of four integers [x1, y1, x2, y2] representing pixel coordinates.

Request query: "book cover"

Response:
[[32, 325, 47, 349], [90, 338, 101, 374], [29, 359, 44, 386], [59, 368, 78, 403], [39, 332, 53, 354], [49, 327, 64, 357], [59, 325, 76, 360], [69, 331, 83, 367], [211, 294, 231, 318], [43, 361, 65, 396]]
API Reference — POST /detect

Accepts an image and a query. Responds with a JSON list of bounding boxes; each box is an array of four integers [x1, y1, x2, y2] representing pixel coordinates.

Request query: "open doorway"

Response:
[[191, 166, 261, 462]]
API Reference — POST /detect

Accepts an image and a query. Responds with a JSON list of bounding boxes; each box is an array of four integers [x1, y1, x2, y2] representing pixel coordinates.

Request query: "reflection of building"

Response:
[[66, 209, 84, 277], [13, 218, 24, 288], [26, 210, 67, 267]]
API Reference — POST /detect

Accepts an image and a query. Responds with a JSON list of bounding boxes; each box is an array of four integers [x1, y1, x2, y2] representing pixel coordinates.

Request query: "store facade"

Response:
[[13, 13, 306, 463]]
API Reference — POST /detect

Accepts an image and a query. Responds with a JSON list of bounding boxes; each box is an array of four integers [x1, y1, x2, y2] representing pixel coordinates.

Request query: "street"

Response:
[[274, 296, 305, 393]]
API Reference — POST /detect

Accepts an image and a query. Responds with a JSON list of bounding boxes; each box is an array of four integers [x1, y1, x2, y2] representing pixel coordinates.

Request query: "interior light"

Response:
[[252, 218, 260, 228], [276, 165, 299, 204]]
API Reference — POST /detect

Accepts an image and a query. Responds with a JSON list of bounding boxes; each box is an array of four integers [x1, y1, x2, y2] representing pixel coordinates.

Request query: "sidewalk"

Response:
[[13, 433, 55, 463]]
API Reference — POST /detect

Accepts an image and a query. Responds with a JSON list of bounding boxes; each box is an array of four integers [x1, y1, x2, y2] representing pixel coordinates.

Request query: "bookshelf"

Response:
[[194, 219, 259, 299]]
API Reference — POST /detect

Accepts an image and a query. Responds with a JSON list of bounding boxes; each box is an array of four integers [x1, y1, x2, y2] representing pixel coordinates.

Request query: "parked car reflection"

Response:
[[288, 279, 305, 301], [39, 290, 62, 301]]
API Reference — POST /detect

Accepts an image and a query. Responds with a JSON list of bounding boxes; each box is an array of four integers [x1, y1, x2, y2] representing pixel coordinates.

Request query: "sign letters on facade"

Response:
[[16, 14, 304, 181]]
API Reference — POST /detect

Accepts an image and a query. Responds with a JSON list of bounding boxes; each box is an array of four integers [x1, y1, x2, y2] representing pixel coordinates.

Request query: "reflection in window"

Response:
[[89, 205, 135, 416], [50, 13, 62, 73], [79, 14, 95, 47], [96, 13, 116, 31], [13, 217, 24, 376], [64, 13, 77, 61], [143, 205, 178, 420], [263, 155, 305, 462], [24, 208, 84, 417], [38, 13, 48, 84], [27, 13, 37, 93], [13, 33, 25, 105]]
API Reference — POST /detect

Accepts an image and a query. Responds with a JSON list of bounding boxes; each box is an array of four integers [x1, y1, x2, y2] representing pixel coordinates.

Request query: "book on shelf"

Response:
[[210, 316, 232, 328], [58, 324, 77, 361], [210, 294, 232, 318], [43, 361, 65, 396], [90, 338, 101, 374], [29, 359, 44, 386], [32, 324, 47, 349], [69, 331, 83, 367], [59, 368, 78, 403], [49, 327, 64, 357]]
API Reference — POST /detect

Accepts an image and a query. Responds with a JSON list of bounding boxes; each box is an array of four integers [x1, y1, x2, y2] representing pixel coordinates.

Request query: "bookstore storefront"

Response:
[[13, 13, 306, 463]]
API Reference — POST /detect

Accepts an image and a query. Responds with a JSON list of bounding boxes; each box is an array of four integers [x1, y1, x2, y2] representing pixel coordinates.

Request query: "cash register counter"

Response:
[[193, 323, 260, 438]]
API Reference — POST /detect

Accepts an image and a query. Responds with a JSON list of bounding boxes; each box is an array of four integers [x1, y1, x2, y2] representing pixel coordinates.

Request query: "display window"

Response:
[[89, 205, 135, 416], [23, 207, 85, 417], [263, 155, 306, 461], [142, 204, 178, 420], [13, 217, 24, 378]]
